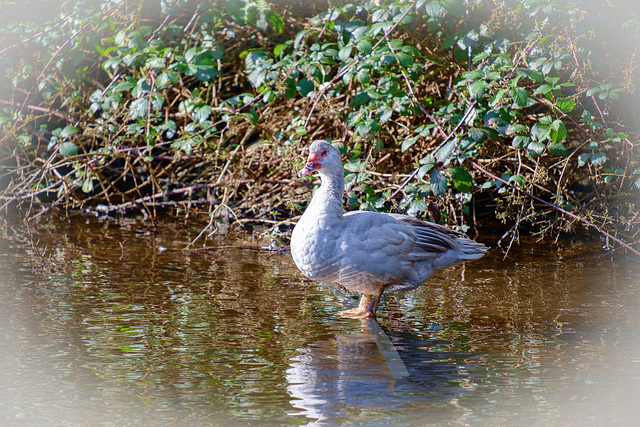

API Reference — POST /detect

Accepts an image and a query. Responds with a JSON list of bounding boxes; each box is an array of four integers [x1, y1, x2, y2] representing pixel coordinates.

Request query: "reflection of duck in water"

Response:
[[286, 319, 485, 424]]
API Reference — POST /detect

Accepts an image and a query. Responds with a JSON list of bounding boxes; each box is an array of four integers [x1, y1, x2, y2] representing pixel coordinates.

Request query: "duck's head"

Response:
[[298, 140, 342, 177]]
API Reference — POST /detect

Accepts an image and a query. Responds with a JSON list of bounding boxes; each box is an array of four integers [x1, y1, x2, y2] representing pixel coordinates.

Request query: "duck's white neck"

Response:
[[306, 168, 344, 217]]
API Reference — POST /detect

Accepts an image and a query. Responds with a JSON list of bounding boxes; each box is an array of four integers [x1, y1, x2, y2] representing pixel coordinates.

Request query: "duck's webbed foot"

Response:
[[338, 288, 385, 319]]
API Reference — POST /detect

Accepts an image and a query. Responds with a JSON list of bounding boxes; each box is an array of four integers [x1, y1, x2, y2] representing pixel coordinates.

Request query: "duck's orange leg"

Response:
[[338, 286, 385, 319]]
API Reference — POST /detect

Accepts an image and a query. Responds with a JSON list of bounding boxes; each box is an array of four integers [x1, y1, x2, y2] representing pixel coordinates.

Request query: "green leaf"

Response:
[[129, 98, 148, 119], [547, 142, 567, 155], [526, 70, 544, 83], [556, 97, 575, 113], [430, 169, 448, 196], [245, 49, 268, 66], [489, 88, 509, 107], [534, 84, 553, 95], [173, 138, 194, 155], [156, 73, 170, 88], [344, 160, 365, 172], [356, 39, 372, 54], [351, 91, 371, 107], [467, 127, 484, 142], [401, 45, 421, 57], [81, 177, 93, 193], [193, 105, 211, 123], [60, 125, 78, 138], [448, 167, 473, 192], [434, 139, 456, 164], [244, 109, 259, 124], [267, 11, 284, 33], [586, 141, 600, 151], [512, 87, 530, 108], [247, 67, 266, 88], [294, 30, 308, 49], [378, 53, 394, 67], [339, 46, 352, 62], [420, 153, 435, 165], [190, 56, 220, 82], [104, 56, 122, 70], [506, 124, 527, 135], [512, 135, 530, 148], [371, 22, 392, 37], [378, 108, 393, 123], [577, 152, 591, 167], [550, 119, 567, 143], [406, 199, 428, 217], [296, 78, 314, 96], [401, 136, 419, 152], [395, 52, 413, 68], [469, 80, 487, 98], [356, 69, 370, 85], [146, 57, 166, 69], [355, 122, 371, 135], [590, 151, 607, 166], [545, 76, 560, 86], [539, 115, 553, 125], [342, 71, 354, 85], [417, 163, 433, 180], [528, 57, 547, 71], [389, 38, 403, 49], [508, 174, 524, 188], [463, 70, 484, 81], [59, 141, 78, 156], [530, 122, 550, 142], [371, 8, 388, 22], [166, 71, 179, 84], [425, 0, 445, 17], [526, 140, 545, 158], [114, 82, 134, 92]]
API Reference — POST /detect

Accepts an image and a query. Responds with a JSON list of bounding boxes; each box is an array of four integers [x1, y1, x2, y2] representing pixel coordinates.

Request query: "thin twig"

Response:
[[0, 100, 76, 123], [392, 39, 447, 138], [386, 101, 477, 201], [470, 160, 640, 256]]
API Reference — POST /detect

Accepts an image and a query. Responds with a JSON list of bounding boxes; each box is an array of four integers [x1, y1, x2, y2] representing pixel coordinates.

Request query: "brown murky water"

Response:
[[1, 214, 639, 426]]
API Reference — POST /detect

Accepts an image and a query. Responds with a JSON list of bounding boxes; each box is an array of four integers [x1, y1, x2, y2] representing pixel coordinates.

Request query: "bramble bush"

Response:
[[0, 0, 638, 254]]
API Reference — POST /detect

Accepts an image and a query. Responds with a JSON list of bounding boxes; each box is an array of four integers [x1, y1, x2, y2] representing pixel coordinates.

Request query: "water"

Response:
[[1, 215, 639, 426]]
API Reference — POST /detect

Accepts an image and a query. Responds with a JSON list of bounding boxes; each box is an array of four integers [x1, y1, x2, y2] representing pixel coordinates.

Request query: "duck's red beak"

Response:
[[298, 154, 320, 177]]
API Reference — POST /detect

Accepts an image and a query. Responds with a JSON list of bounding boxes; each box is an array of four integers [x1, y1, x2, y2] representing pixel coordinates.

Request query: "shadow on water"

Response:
[[0, 214, 639, 425]]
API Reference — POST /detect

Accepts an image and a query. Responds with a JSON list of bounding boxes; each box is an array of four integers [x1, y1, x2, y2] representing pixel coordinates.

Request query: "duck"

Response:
[[290, 140, 488, 319]]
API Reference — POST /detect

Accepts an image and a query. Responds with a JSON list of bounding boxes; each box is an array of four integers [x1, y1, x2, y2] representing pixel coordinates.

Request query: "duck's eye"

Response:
[[320, 149, 328, 157]]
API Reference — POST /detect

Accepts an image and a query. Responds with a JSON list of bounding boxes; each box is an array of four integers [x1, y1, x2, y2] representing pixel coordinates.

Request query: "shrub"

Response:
[[0, 0, 638, 254]]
